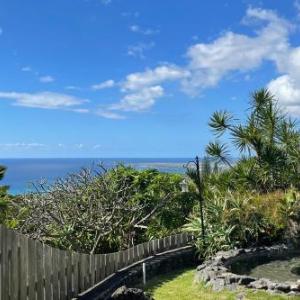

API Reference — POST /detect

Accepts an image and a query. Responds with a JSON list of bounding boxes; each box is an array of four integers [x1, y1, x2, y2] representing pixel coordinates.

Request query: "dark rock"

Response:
[[238, 275, 256, 285], [275, 283, 290, 292], [110, 286, 153, 300]]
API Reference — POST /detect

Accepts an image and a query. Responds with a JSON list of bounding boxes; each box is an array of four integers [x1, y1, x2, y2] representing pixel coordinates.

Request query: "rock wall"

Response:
[[195, 245, 300, 296]]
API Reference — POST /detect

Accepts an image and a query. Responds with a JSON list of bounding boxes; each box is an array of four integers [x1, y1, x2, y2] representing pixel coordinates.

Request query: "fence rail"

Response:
[[0, 225, 193, 300]]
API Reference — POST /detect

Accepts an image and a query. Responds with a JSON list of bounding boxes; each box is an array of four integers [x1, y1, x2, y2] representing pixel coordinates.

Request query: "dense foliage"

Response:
[[7, 165, 195, 253], [185, 89, 300, 257]]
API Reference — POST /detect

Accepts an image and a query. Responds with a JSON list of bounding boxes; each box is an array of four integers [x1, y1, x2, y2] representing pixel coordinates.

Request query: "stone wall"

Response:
[[195, 245, 300, 296]]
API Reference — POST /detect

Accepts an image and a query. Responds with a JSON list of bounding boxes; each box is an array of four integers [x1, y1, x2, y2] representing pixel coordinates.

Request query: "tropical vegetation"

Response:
[[185, 88, 300, 257]]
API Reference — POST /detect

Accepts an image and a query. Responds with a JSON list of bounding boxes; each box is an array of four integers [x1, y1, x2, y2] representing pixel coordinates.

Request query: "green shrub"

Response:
[[184, 189, 297, 258]]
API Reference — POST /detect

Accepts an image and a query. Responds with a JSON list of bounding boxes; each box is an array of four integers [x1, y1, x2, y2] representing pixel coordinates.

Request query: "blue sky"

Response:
[[1, 0, 300, 158]]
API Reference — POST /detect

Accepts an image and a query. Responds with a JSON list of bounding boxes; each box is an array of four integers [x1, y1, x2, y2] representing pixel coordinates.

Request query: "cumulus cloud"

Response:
[[39, 75, 55, 83], [182, 7, 291, 94], [0, 91, 87, 109], [122, 65, 189, 91], [106, 65, 188, 112], [112, 85, 164, 112], [268, 75, 300, 115], [91, 79, 115, 90]]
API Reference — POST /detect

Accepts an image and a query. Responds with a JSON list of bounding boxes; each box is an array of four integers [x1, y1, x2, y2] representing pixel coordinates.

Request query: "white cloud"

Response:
[[93, 144, 101, 149], [127, 42, 155, 59], [0, 91, 87, 109], [111, 85, 164, 112], [182, 7, 291, 94], [39, 75, 55, 83], [268, 75, 300, 115], [129, 25, 159, 35], [122, 65, 189, 91], [91, 79, 115, 90], [96, 109, 125, 119]]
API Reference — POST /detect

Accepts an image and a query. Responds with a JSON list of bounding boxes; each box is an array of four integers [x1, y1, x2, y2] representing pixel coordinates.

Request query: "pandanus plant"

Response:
[[206, 88, 300, 191]]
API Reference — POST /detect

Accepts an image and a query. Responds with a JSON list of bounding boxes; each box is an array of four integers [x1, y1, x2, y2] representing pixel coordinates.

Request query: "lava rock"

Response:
[[275, 283, 291, 292], [195, 244, 300, 295], [110, 286, 153, 300], [238, 275, 256, 285]]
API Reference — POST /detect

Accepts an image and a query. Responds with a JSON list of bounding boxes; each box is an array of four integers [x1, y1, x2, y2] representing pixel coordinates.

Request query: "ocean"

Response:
[[0, 158, 190, 195]]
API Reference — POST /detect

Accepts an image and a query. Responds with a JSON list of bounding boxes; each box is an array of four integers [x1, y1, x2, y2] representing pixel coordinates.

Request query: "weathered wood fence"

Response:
[[0, 225, 193, 300]]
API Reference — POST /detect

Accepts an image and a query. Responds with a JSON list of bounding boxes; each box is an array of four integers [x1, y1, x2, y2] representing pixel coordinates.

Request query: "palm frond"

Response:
[[209, 110, 233, 137], [206, 141, 231, 167]]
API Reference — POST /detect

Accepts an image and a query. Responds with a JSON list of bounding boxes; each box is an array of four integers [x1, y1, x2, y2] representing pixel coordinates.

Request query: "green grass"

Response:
[[139, 268, 300, 300]]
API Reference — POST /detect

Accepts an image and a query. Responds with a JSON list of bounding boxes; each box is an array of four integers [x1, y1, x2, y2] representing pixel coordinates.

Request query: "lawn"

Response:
[[140, 268, 300, 300]]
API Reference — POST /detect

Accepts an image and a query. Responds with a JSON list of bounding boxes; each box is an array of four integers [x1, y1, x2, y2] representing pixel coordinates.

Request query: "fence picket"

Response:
[[35, 240, 44, 300], [44, 244, 53, 300], [52, 247, 60, 300]]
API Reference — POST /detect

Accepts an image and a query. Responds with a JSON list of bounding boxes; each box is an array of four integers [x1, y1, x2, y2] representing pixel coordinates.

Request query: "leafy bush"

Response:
[[9, 164, 194, 253]]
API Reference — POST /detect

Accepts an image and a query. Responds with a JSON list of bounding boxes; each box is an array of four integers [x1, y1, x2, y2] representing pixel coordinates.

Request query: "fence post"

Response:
[[142, 262, 146, 285]]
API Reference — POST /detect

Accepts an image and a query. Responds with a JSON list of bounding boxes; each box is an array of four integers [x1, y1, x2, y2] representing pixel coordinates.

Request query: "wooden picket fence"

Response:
[[0, 225, 193, 300]]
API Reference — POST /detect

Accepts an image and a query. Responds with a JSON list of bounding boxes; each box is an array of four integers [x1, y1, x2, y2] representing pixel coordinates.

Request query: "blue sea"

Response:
[[0, 158, 190, 195]]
